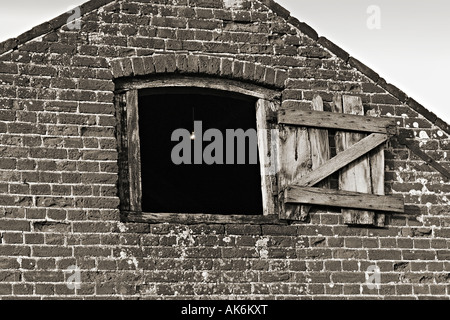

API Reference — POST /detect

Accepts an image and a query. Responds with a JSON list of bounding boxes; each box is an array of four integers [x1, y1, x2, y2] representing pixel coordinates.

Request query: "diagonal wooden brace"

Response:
[[292, 133, 389, 188]]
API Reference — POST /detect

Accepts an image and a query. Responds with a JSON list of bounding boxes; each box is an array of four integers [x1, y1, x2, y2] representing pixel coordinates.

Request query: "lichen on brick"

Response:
[[255, 237, 269, 259]]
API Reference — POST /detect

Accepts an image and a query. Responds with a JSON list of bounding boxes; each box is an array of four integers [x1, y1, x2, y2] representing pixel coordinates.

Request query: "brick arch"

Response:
[[109, 53, 288, 89]]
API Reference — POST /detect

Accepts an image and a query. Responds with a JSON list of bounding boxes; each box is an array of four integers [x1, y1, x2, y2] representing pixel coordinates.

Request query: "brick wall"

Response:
[[1, 0, 450, 299]]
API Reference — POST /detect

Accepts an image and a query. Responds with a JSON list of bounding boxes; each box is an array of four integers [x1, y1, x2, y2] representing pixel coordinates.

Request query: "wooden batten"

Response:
[[279, 106, 397, 134], [284, 186, 404, 214]]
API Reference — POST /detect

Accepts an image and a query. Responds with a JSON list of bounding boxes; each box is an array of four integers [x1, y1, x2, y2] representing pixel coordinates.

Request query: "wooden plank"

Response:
[[278, 120, 311, 220], [295, 133, 388, 187], [300, 95, 330, 220], [370, 144, 386, 226], [367, 108, 386, 227], [284, 186, 405, 213], [116, 75, 281, 101], [115, 92, 130, 212], [125, 212, 287, 225], [256, 99, 278, 216], [126, 90, 142, 212], [309, 95, 330, 174], [335, 95, 375, 225], [279, 107, 396, 134]]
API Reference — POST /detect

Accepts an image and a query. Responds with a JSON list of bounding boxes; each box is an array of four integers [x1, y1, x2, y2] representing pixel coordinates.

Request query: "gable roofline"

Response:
[[0, 0, 113, 55], [0, 0, 448, 135]]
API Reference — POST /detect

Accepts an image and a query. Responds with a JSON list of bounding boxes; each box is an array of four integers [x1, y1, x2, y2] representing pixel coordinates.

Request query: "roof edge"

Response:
[[0, 0, 114, 55], [0, 0, 448, 135]]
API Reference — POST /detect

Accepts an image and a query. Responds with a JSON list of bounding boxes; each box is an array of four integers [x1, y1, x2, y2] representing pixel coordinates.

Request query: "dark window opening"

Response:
[[138, 88, 264, 215]]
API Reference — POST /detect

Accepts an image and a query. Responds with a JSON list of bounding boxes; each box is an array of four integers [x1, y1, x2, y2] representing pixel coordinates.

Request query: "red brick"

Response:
[[262, 225, 297, 236], [333, 248, 367, 260], [35, 284, 55, 295], [226, 225, 260, 235], [12, 283, 34, 295], [0, 62, 18, 74], [222, 247, 257, 258], [297, 248, 332, 259], [367, 249, 402, 260], [0, 284, 13, 295], [23, 271, 65, 282], [74, 247, 112, 258], [0, 219, 30, 231], [345, 237, 363, 248], [32, 246, 72, 257], [0, 245, 31, 256], [20, 65, 57, 77], [1, 233, 23, 244], [152, 16, 187, 28]]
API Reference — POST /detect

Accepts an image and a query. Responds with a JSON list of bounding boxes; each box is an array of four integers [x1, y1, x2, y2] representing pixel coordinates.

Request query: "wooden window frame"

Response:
[[115, 76, 284, 225]]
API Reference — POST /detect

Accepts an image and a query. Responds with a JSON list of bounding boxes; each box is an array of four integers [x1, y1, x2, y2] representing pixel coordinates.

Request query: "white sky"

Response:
[[0, 0, 449, 124]]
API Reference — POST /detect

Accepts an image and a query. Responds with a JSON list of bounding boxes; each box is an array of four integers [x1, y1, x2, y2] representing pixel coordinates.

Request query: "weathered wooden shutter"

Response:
[[278, 94, 404, 226], [115, 89, 142, 214]]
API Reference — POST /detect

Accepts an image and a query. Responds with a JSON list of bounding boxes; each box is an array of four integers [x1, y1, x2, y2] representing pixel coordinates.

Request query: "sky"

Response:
[[276, 0, 450, 123], [0, 0, 449, 123]]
